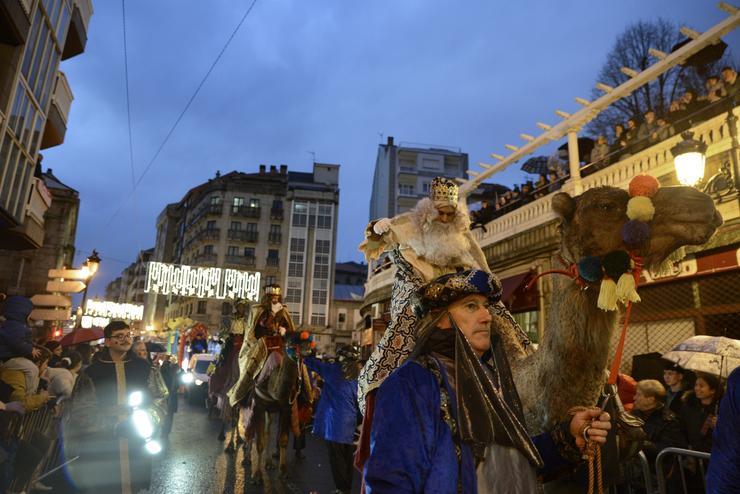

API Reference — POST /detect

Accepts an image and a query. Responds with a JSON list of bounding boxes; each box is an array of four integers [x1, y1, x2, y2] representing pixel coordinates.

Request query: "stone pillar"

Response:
[[567, 130, 582, 195]]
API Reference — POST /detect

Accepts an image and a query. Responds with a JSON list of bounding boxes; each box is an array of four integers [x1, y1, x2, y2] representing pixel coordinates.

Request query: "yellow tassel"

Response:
[[616, 273, 641, 303], [626, 196, 655, 222], [597, 278, 618, 311]]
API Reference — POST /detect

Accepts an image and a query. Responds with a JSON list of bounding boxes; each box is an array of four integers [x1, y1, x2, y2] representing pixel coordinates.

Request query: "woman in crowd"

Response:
[[45, 351, 82, 400], [0, 346, 53, 412], [679, 372, 722, 453]]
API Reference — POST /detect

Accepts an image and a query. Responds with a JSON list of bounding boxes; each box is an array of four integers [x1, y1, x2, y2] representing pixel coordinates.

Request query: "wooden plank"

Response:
[[30, 294, 72, 308], [30, 308, 71, 321], [48, 269, 89, 280], [46, 280, 86, 293]]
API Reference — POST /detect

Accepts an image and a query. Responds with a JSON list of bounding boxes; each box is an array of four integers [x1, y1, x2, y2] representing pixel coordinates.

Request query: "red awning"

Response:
[[500, 271, 538, 313]]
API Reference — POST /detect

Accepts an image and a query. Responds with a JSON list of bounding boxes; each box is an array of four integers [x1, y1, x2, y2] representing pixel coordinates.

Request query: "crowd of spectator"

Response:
[[471, 67, 739, 230]]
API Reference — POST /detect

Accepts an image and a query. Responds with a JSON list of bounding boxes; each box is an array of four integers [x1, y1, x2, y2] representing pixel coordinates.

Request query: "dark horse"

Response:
[[209, 334, 244, 453], [243, 332, 313, 484]]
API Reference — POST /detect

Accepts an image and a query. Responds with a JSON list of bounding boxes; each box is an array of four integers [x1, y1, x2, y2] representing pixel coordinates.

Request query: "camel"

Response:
[[243, 334, 313, 485], [511, 185, 723, 434]]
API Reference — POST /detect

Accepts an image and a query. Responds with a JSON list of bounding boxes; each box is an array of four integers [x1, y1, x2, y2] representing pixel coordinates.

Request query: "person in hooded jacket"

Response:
[[0, 296, 41, 393], [706, 366, 740, 493], [304, 347, 361, 494]]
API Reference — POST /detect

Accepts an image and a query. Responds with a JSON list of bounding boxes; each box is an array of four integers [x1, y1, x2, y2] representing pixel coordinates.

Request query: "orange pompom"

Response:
[[300, 330, 310, 340], [629, 174, 659, 198], [310, 341, 316, 348]]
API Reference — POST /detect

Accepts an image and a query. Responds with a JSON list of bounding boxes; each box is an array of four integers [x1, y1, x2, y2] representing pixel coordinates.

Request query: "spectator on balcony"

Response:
[[668, 99, 689, 133], [0, 346, 52, 412], [637, 109, 659, 149], [654, 116, 675, 142], [520, 181, 534, 205], [702, 75, 724, 104], [610, 123, 628, 158], [533, 173, 549, 199], [622, 117, 639, 156], [547, 149, 569, 180], [547, 170, 562, 193], [681, 89, 702, 125], [510, 185, 521, 205], [587, 135, 609, 173], [720, 66, 738, 101]]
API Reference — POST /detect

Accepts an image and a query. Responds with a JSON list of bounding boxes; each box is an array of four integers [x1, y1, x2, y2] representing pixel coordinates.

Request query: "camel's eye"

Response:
[[598, 202, 612, 211]]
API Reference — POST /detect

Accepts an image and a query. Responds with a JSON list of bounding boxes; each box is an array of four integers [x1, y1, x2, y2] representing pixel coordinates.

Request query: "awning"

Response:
[[500, 271, 538, 313]]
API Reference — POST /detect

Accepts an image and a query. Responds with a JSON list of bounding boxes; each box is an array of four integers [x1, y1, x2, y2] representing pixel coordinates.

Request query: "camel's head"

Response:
[[552, 185, 722, 271]]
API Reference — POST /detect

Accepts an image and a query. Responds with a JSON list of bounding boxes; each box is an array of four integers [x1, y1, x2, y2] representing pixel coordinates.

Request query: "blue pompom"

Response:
[[577, 256, 603, 283], [621, 220, 651, 248]]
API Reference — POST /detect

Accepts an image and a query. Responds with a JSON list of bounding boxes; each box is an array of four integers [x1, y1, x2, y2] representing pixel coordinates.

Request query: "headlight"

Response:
[[132, 409, 154, 439], [145, 439, 162, 455], [182, 372, 194, 384], [128, 391, 143, 408], [195, 379, 204, 386]]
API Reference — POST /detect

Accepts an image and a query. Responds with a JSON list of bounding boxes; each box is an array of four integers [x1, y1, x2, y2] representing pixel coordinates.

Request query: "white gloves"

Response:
[[373, 218, 392, 235]]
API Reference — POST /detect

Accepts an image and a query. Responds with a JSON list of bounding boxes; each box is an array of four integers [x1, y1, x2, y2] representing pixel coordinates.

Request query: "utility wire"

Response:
[[104, 0, 260, 227], [121, 0, 136, 189]]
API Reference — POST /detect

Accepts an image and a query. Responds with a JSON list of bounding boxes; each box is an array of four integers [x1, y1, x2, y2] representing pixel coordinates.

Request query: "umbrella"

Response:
[[671, 38, 728, 69], [558, 137, 595, 161], [662, 335, 740, 379], [145, 341, 166, 353], [520, 156, 550, 175], [60, 327, 104, 346]]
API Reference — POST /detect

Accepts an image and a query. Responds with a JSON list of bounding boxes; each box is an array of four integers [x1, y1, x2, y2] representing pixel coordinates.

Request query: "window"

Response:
[[292, 202, 308, 227], [422, 182, 431, 194], [206, 220, 216, 230], [268, 249, 279, 259], [272, 199, 283, 210], [210, 196, 221, 205], [286, 279, 302, 304], [203, 245, 214, 255], [310, 313, 326, 326], [227, 246, 238, 256], [399, 184, 415, 196], [244, 247, 255, 258], [246, 223, 258, 232], [221, 302, 232, 315], [422, 157, 439, 170], [317, 204, 332, 230], [263, 276, 276, 287], [312, 279, 328, 305], [197, 301, 207, 314], [290, 311, 301, 325], [270, 224, 281, 235], [399, 159, 415, 172], [249, 198, 260, 208], [232, 196, 244, 213], [289, 238, 305, 277], [230, 221, 241, 230], [313, 239, 330, 279], [338, 313, 346, 323]]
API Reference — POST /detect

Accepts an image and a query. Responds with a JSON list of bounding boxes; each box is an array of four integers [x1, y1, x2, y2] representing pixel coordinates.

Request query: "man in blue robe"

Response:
[[362, 270, 611, 493]]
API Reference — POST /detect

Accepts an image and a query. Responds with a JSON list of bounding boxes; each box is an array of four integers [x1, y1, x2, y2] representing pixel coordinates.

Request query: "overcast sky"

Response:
[[43, 0, 736, 296]]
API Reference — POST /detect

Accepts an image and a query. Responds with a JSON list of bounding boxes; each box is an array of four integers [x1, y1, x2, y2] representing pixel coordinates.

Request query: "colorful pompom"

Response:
[[629, 174, 660, 198], [616, 272, 641, 303], [626, 196, 655, 222], [577, 256, 603, 283], [621, 220, 651, 248], [300, 331, 310, 340], [603, 250, 631, 280], [597, 278, 618, 311]]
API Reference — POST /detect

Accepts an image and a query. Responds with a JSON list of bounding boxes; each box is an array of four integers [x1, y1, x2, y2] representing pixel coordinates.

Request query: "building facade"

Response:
[[0, 0, 92, 251], [0, 168, 79, 296], [145, 163, 340, 334], [368, 135, 468, 220]]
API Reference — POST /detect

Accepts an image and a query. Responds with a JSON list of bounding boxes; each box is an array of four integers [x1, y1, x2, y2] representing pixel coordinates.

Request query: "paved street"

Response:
[[149, 396, 361, 494]]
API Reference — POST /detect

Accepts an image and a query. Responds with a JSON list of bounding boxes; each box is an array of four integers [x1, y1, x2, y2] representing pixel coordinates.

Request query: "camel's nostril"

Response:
[[712, 210, 724, 227]]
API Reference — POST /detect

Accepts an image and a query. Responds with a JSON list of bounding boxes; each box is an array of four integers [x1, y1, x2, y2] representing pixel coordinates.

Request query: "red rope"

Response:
[[607, 254, 643, 385]]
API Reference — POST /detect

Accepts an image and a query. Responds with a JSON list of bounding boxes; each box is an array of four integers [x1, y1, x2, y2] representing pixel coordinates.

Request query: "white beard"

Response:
[[406, 198, 477, 269]]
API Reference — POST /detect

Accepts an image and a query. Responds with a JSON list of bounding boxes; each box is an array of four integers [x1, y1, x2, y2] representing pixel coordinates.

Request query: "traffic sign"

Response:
[[46, 280, 86, 293], [30, 308, 72, 321], [48, 269, 89, 280], [30, 294, 72, 308]]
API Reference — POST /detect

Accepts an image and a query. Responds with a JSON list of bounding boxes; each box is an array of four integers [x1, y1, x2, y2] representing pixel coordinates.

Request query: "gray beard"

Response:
[[407, 221, 476, 268]]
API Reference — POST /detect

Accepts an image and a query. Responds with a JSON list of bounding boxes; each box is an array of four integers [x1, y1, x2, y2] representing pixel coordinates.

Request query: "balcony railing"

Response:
[[266, 257, 280, 267], [270, 208, 284, 220], [231, 205, 261, 218], [228, 229, 258, 242], [268, 232, 282, 243], [194, 253, 218, 265], [226, 255, 256, 267]]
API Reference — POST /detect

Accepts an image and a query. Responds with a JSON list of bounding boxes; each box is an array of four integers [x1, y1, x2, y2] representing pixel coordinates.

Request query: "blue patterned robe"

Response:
[[364, 356, 573, 493]]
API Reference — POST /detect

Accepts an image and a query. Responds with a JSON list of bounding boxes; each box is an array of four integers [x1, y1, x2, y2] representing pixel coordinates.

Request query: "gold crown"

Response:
[[264, 284, 281, 296], [429, 177, 459, 204]]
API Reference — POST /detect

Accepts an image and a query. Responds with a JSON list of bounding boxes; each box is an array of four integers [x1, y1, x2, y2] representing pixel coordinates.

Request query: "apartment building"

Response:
[[0, 0, 92, 252], [148, 163, 340, 333], [368, 136, 468, 220]]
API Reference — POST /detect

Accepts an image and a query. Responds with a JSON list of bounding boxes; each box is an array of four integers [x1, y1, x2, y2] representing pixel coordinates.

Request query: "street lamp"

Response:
[[75, 250, 101, 329], [670, 131, 708, 186]]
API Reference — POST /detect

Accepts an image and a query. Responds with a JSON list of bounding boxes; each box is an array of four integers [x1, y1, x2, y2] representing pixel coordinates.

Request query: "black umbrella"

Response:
[[672, 38, 728, 69], [468, 182, 510, 203], [558, 137, 595, 162], [146, 341, 166, 353], [520, 156, 550, 175]]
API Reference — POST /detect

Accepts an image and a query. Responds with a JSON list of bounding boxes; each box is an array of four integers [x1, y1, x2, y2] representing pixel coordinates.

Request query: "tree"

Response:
[[586, 19, 729, 138]]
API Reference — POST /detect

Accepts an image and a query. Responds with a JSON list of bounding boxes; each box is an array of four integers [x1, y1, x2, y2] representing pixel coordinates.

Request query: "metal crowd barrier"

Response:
[[656, 447, 711, 494], [7, 402, 71, 493]]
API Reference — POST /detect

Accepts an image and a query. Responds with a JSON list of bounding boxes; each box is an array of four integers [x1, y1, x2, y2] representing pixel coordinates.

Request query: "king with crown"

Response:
[[357, 177, 532, 414]]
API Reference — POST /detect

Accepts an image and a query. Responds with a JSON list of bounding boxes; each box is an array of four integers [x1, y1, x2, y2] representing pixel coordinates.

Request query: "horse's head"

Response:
[[286, 330, 315, 359]]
